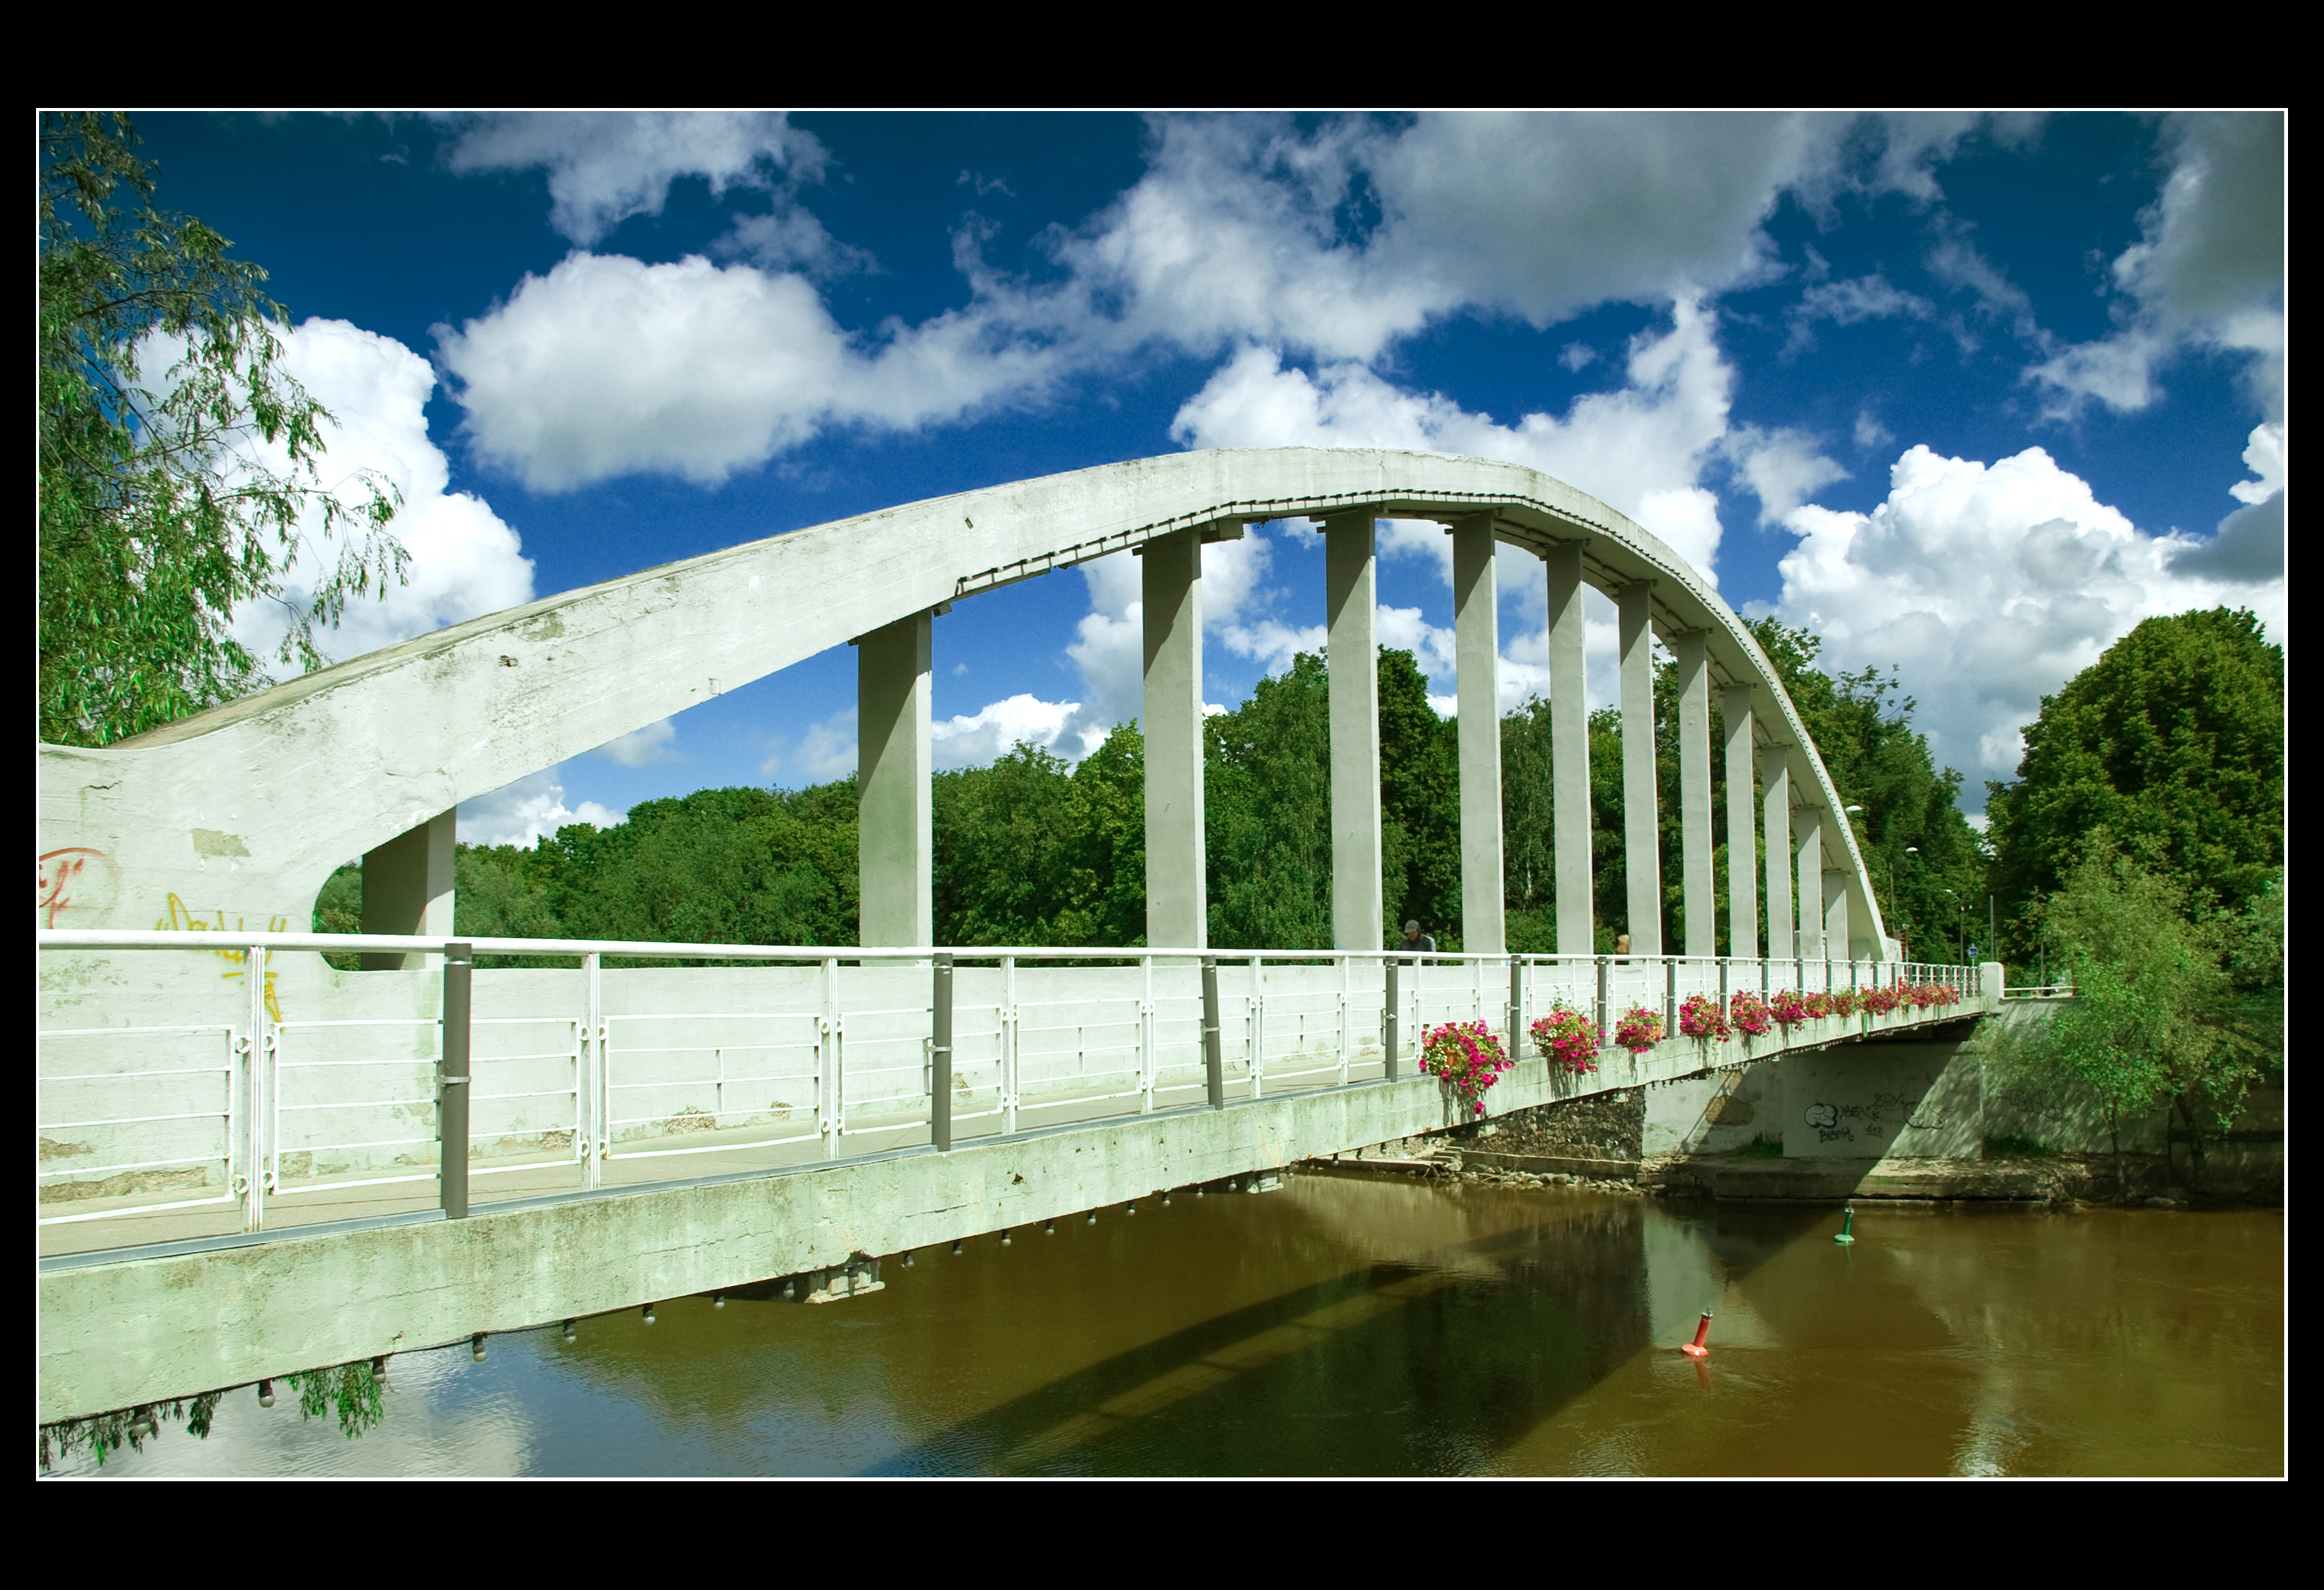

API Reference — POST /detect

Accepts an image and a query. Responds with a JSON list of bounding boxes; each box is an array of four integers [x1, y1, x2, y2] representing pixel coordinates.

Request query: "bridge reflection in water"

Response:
[[44, 1175, 2283, 1477]]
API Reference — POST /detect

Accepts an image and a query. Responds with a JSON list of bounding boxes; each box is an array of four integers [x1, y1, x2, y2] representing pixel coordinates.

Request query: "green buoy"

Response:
[[1835, 1204, 1856, 1245]]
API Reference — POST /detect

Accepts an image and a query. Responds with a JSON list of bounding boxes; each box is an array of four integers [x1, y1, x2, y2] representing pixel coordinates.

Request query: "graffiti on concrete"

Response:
[[1803, 1100, 1856, 1143], [157, 893, 286, 1022], [38, 847, 119, 929]]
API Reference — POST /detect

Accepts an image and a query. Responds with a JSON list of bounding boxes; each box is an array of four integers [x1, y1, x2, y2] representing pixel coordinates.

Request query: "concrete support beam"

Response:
[[1143, 527, 1207, 950], [1617, 583, 1662, 957], [1793, 806, 1824, 963], [1723, 686, 1758, 960], [1325, 513, 1384, 952], [1673, 631, 1714, 959], [1824, 873, 1852, 967], [358, 809, 456, 971], [857, 611, 935, 947], [1453, 515, 1504, 954], [1759, 751, 1793, 963], [1544, 543, 1593, 957]]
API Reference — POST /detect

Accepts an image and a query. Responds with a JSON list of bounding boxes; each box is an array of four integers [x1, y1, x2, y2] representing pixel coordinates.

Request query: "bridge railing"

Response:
[[37, 930, 1979, 1245]]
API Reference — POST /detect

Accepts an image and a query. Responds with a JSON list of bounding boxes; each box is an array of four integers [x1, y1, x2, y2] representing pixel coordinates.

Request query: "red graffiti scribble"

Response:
[[38, 847, 119, 929]]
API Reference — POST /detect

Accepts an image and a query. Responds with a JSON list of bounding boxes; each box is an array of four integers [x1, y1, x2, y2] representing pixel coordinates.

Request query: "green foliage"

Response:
[[39, 1390, 224, 1470], [1747, 618, 1987, 962], [936, 726, 1146, 946], [1208, 656, 1334, 949], [1987, 608, 2284, 944], [1981, 1132, 2054, 1160], [39, 112, 405, 748], [2015, 840, 2282, 1187], [284, 1363, 387, 1439], [1379, 649, 1463, 947]]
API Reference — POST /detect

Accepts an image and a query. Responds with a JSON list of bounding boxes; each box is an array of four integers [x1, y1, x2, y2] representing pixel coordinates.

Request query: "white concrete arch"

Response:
[[35, 447, 1888, 960]]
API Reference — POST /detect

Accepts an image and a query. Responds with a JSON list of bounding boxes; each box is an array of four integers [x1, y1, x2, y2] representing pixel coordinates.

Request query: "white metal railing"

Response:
[[36, 929, 1981, 1242]]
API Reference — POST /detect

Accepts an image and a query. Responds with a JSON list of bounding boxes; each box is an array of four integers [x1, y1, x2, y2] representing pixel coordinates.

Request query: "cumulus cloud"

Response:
[[459, 768, 625, 848], [932, 694, 1087, 767], [444, 112, 829, 246], [593, 718, 677, 766], [440, 113, 1960, 495], [439, 251, 1053, 492], [1769, 443, 2285, 799], [221, 319, 535, 673], [2029, 113, 2284, 419]]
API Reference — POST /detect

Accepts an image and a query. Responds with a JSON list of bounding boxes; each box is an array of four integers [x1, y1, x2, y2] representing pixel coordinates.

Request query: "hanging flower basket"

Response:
[[1528, 1003, 1600, 1075], [1859, 984, 1901, 1016], [1613, 1004, 1664, 1054], [1767, 990, 1811, 1029], [1727, 990, 1773, 1038], [1829, 988, 1861, 1018], [1420, 1019, 1514, 1117], [1678, 993, 1730, 1042], [1803, 991, 1835, 1019]]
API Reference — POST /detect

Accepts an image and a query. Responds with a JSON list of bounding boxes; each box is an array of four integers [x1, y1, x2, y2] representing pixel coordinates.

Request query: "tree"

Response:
[[1986, 609, 2284, 943], [39, 112, 405, 748], [1207, 655, 1332, 949], [2015, 841, 2282, 1192]]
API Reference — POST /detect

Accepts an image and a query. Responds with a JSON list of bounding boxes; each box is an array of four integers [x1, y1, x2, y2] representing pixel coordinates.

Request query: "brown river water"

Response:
[[45, 1175, 2283, 1477]]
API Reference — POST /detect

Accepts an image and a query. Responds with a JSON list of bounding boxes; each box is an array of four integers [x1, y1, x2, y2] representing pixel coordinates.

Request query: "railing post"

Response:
[[1201, 957, 1224, 1109], [1001, 954, 1019, 1134], [440, 941, 472, 1220], [930, 952, 953, 1152], [1595, 956, 1611, 1049], [1139, 954, 1155, 1114], [1665, 958, 1678, 1034], [1384, 957, 1401, 1081], [583, 950, 603, 1187], [1508, 957, 1523, 1052], [1250, 955, 1265, 1101]]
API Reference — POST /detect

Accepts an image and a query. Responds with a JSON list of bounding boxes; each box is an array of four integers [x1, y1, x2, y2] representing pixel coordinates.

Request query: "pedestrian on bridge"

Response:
[[1399, 921, 1436, 965]]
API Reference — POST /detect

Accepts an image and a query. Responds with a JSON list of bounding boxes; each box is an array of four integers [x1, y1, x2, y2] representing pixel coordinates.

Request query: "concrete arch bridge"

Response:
[[38, 449, 1992, 1425]]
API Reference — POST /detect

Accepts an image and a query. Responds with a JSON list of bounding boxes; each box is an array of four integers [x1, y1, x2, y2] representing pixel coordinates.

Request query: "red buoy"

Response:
[[1680, 1310, 1713, 1357]]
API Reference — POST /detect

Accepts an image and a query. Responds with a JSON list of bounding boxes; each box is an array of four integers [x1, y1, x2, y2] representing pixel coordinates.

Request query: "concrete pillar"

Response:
[[359, 808, 455, 970], [1617, 582, 1662, 957], [1723, 685, 1758, 960], [1544, 543, 1593, 957], [1143, 527, 1207, 950], [1760, 749, 1792, 962], [1673, 631, 1714, 959], [1823, 873, 1851, 968], [1793, 805, 1823, 962], [1453, 515, 1504, 954], [857, 610, 933, 947], [1325, 512, 1384, 952]]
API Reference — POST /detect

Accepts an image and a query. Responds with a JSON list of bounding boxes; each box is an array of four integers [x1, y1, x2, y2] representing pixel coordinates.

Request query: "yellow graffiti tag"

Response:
[[157, 894, 286, 1021]]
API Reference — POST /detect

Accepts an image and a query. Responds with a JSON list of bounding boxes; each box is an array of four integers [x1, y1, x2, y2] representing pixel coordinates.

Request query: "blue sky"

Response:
[[126, 113, 2283, 841]]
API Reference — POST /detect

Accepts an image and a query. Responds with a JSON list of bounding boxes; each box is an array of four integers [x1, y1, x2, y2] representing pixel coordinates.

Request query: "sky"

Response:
[[118, 112, 2285, 844]]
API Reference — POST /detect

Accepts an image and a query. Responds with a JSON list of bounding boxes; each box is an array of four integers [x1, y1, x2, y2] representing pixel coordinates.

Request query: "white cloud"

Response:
[[1560, 342, 1597, 371], [1728, 424, 1851, 525], [1770, 443, 2285, 801], [2230, 420, 2286, 505], [438, 113, 1938, 494], [1784, 273, 1937, 354], [2029, 113, 2284, 420], [776, 707, 859, 785], [931, 693, 1087, 767], [439, 252, 1054, 492], [1171, 299, 1743, 579], [220, 319, 535, 673], [443, 112, 829, 246], [593, 718, 676, 766], [458, 768, 624, 849]]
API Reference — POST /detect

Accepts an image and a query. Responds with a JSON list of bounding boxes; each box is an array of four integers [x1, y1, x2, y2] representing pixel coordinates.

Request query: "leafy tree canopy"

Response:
[[1986, 608, 2283, 931], [39, 112, 405, 748]]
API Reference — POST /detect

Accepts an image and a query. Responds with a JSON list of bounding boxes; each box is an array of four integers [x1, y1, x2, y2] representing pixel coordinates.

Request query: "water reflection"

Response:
[[47, 1179, 2281, 1477]]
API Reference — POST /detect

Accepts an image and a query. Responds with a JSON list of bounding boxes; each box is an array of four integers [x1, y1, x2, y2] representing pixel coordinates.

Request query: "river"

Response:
[[44, 1174, 2283, 1477]]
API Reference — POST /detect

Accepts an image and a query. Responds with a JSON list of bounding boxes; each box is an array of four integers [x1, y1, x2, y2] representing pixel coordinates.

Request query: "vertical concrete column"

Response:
[[1793, 804, 1824, 962], [1324, 512, 1383, 951], [1617, 582, 1662, 957], [1723, 685, 1758, 960], [1673, 631, 1714, 959], [1759, 748, 1792, 962], [360, 808, 456, 970], [1143, 527, 1207, 950], [1822, 872, 1851, 968], [1544, 543, 1593, 957], [1453, 515, 1504, 954], [857, 610, 933, 947]]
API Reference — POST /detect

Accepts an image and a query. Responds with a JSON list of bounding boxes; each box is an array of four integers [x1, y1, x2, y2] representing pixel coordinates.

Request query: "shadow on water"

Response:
[[868, 1183, 1828, 1476]]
